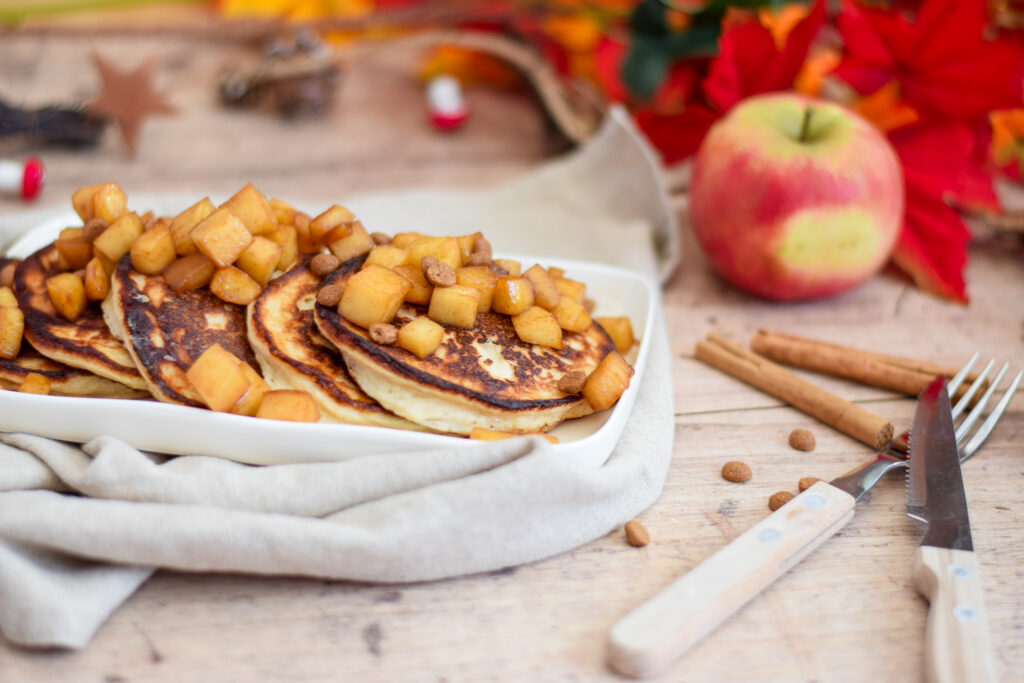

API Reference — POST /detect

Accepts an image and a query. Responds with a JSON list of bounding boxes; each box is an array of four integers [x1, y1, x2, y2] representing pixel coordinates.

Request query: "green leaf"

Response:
[[622, 38, 671, 100]]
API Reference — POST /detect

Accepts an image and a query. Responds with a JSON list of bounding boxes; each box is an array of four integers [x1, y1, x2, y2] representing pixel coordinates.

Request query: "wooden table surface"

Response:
[[1, 29, 1023, 683]]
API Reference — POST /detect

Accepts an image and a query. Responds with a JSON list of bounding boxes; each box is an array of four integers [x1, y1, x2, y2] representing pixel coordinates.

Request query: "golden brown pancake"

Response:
[[0, 343, 146, 397], [314, 257, 616, 434], [13, 245, 147, 391], [103, 255, 258, 407], [247, 258, 424, 429]]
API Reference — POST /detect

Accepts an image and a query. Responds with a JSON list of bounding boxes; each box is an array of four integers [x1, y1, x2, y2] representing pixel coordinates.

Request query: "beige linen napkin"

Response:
[[0, 107, 676, 649]]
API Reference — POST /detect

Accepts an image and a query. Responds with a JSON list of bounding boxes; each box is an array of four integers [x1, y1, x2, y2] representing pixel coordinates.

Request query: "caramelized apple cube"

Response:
[[363, 245, 409, 270], [547, 266, 565, 279], [0, 286, 16, 307], [92, 211, 144, 264], [468, 427, 558, 444], [397, 316, 444, 359], [511, 306, 562, 349], [327, 222, 375, 263], [210, 266, 262, 305], [493, 259, 521, 276], [229, 362, 271, 416], [428, 284, 480, 328], [392, 264, 433, 305], [130, 223, 176, 275], [186, 343, 252, 412], [235, 236, 283, 287], [169, 197, 215, 256], [552, 297, 592, 333], [163, 252, 215, 293], [491, 276, 535, 315], [268, 198, 297, 226], [595, 316, 635, 353], [46, 272, 86, 322], [338, 264, 412, 328], [267, 224, 299, 271], [522, 264, 560, 310], [0, 304, 24, 359], [455, 265, 498, 313], [90, 182, 128, 224], [295, 214, 319, 254], [391, 232, 428, 249], [220, 183, 277, 236], [55, 233, 93, 271], [309, 205, 355, 245], [190, 208, 253, 268], [19, 372, 50, 395], [405, 236, 462, 270], [582, 351, 634, 411], [456, 232, 482, 262], [83, 257, 110, 301], [71, 184, 104, 222], [255, 389, 320, 422], [555, 276, 586, 303]]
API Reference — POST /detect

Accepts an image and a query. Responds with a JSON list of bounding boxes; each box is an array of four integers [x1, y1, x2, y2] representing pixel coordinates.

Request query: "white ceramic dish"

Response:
[[2, 215, 656, 467]]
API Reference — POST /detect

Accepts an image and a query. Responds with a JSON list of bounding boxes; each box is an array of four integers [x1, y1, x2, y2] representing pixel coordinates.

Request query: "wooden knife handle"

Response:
[[607, 482, 855, 678], [912, 547, 997, 683]]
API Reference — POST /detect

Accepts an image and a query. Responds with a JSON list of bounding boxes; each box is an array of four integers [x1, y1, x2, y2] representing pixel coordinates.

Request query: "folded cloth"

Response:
[[0, 106, 677, 649]]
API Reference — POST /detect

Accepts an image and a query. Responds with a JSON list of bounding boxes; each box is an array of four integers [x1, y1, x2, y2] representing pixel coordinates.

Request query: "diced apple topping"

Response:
[[163, 252, 216, 293], [46, 272, 87, 322], [256, 389, 320, 422], [185, 343, 253, 412], [0, 299, 24, 359], [169, 197, 215, 256], [511, 306, 562, 349], [428, 284, 480, 328], [595, 316, 635, 353], [338, 264, 412, 328], [235, 236, 283, 287], [19, 372, 51, 395], [522, 264, 561, 310], [491, 276, 535, 315], [190, 208, 253, 268], [455, 265, 498, 313], [210, 266, 262, 305], [93, 211, 144, 264], [220, 182, 277, 236], [552, 297, 592, 333], [130, 222, 176, 275], [468, 427, 559, 444], [582, 351, 634, 411], [397, 316, 444, 359]]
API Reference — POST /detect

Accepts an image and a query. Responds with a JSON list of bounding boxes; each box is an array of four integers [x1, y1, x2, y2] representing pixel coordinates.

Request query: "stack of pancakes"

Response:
[[8, 244, 615, 436]]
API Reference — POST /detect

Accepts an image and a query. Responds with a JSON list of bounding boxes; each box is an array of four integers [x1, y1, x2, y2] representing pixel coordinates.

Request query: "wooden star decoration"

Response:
[[88, 53, 177, 157]]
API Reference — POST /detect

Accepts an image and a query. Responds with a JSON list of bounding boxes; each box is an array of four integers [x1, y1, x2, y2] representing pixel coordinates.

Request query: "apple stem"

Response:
[[799, 105, 814, 143]]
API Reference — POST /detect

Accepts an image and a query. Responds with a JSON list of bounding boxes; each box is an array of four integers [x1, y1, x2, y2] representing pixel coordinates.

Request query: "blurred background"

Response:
[[2, 0, 1023, 302]]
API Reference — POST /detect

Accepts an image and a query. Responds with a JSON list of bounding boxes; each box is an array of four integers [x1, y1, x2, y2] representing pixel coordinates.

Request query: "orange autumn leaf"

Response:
[[758, 2, 811, 50], [794, 47, 839, 97], [852, 81, 919, 133], [990, 108, 1024, 165]]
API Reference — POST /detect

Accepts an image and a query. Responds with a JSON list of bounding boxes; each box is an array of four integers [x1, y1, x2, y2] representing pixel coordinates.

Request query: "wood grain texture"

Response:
[[2, 32, 1024, 683]]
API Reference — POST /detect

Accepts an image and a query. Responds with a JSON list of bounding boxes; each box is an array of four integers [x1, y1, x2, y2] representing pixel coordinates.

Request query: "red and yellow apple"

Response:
[[689, 93, 903, 301]]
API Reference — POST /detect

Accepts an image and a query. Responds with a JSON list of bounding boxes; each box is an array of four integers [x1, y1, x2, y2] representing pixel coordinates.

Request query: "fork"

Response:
[[608, 354, 1022, 678]]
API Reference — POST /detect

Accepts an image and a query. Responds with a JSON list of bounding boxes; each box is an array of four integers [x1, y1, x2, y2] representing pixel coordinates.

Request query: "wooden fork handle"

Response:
[[913, 547, 997, 683], [607, 482, 855, 678]]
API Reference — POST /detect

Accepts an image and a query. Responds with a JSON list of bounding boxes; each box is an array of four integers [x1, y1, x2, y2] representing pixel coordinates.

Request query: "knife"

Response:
[[607, 362, 981, 679], [907, 377, 997, 683]]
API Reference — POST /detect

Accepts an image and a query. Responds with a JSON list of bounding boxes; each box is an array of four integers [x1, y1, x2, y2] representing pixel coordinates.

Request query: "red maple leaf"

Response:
[[702, 0, 825, 112], [835, 0, 1024, 123], [888, 122, 999, 302]]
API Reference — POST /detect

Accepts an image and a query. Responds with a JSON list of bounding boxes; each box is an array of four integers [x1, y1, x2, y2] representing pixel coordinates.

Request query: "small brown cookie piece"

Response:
[[557, 370, 587, 394], [310, 253, 341, 278], [768, 491, 795, 511], [369, 322, 398, 346], [798, 476, 822, 492], [624, 520, 650, 547], [721, 461, 752, 483], [421, 255, 456, 287], [788, 428, 816, 452]]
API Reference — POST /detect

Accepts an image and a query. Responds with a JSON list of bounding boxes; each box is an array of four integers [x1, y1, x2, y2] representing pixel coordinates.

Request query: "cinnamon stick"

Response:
[[750, 329, 977, 399], [695, 333, 894, 450]]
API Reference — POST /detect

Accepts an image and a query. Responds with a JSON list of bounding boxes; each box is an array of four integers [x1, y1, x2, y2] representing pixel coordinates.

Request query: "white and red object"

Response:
[[0, 157, 45, 201], [426, 75, 470, 131]]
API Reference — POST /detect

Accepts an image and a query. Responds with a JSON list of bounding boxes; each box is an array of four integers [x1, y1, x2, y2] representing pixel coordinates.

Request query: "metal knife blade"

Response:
[[906, 375, 996, 683], [906, 376, 973, 551]]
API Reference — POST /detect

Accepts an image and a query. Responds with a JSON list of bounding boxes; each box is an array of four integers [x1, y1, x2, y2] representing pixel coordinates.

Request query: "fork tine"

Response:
[[961, 369, 1023, 462], [952, 360, 995, 420], [947, 352, 980, 398], [956, 363, 1009, 444]]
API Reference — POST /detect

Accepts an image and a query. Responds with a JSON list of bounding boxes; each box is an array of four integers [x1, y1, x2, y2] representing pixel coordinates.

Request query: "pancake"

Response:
[[314, 258, 617, 434], [103, 255, 259, 407], [247, 258, 424, 429], [13, 245, 147, 390], [0, 343, 146, 397]]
